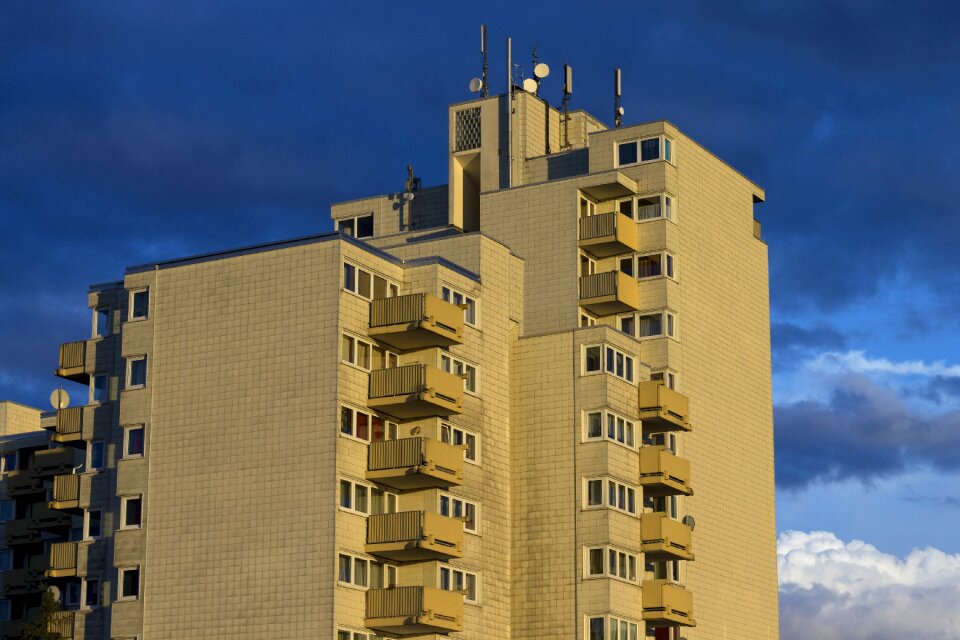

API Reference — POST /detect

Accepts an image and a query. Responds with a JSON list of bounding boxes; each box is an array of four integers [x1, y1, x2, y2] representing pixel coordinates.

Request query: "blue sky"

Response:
[[3, 2, 960, 636]]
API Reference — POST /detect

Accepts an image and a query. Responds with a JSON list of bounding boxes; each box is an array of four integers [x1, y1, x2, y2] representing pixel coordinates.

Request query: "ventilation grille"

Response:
[[454, 107, 482, 152]]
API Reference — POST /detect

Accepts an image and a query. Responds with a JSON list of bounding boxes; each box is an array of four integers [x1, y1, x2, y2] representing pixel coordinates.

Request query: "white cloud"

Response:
[[806, 350, 960, 378], [779, 531, 960, 639]]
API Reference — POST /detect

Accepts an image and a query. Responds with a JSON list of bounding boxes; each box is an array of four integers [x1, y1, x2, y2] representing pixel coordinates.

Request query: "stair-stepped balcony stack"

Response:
[[579, 271, 640, 316], [364, 585, 464, 636], [366, 510, 464, 562], [368, 293, 464, 351], [366, 437, 463, 491], [367, 364, 463, 419]]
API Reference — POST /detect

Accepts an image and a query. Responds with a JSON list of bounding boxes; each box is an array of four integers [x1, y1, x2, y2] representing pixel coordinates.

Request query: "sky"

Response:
[[2, 1, 960, 636]]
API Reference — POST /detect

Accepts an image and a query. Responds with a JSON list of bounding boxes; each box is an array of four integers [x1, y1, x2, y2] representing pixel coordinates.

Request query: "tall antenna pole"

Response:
[[614, 68, 623, 127], [507, 36, 513, 188], [562, 64, 572, 149], [532, 46, 540, 97], [480, 25, 489, 97]]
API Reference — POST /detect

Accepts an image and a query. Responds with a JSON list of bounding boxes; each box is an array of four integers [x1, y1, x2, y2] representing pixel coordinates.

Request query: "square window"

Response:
[[65, 581, 81, 607], [129, 290, 148, 320], [641, 138, 660, 161], [618, 141, 638, 166], [620, 315, 635, 337], [339, 218, 355, 236], [356, 214, 374, 239], [127, 357, 147, 388], [638, 313, 663, 337], [619, 256, 634, 277], [122, 496, 142, 529], [124, 426, 145, 458], [637, 254, 662, 278], [0, 501, 14, 522], [119, 567, 140, 599]]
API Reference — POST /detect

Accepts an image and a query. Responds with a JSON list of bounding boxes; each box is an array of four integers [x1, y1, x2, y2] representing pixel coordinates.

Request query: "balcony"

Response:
[[46, 542, 78, 578], [579, 271, 639, 316], [55, 340, 91, 383], [365, 586, 463, 636], [368, 364, 463, 419], [48, 611, 75, 638], [28, 504, 73, 530], [641, 513, 694, 562], [2, 567, 45, 596], [642, 580, 695, 627], [4, 520, 39, 546], [49, 406, 85, 444], [49, 474, 82, 511], [639, 446, 693, 497], [5, 471, 45, 497], [638, 382, 691, 433], [31, 448, 77, 477], [369, 293, 464, 350], [367, 437, 463, 491], [366, 511, 463, 562], [579, 212, 640, 258]]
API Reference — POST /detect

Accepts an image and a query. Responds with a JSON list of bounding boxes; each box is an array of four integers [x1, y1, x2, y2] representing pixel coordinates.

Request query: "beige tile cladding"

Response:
[[127, 240, 344, 638], [0, 401, 41, 435]]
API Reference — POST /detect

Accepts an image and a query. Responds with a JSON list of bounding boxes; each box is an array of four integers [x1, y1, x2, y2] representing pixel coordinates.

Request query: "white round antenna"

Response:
[[49, 388, 70, 410], [468, 78, 484, 93], [522, 78, 538, 93], [533, 62, 550, 79]]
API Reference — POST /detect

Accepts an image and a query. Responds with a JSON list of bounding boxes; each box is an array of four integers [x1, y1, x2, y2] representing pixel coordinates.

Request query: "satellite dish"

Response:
[[617, 106, 625, 116], [682, 515, 696, 530], [468, 78, 484, 93], [522, 78, 538, 93], [533, 62, 550, 79], [48, 585, 61, 602], [49, 388, 69, 410]]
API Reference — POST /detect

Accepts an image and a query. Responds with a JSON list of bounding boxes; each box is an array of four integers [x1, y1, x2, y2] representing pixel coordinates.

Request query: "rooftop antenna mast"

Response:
[[480, 25, 489, 97], [614, 68, 624, 127], [562, 64, 572, 149]]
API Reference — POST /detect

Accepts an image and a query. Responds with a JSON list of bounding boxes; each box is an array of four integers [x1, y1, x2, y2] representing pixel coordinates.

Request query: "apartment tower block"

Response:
[[0, 77, 777, 640]]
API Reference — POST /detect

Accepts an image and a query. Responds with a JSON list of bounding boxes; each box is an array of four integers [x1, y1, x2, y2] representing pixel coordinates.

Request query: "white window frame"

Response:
[[587, 344, 635, 383], [583, 409, 637, 450], [585, 615, 640, 640], [337, 630, 383, 640], [441, 286, 479, 328], [341, 333, 398, 372], [584, 545, 640, 584], [84, 508, 102, 540], [440, 423, 480, 465], [583, 476, 638, 516], [87, 441, 104, 472], [615, 135, 674, 168], [0, 501, 14, 523], [580, 313, 597, 328], [440, 354, 478, 395], [339, 406, 398, 444], [81, 577, 100, 609], [621, 310, 678, 341], [619, 251, 676, 281], [579, 252, 596, 277], [337, 551, 396, 591], [619, 192, 675, 223], [439, 563, 480, 605], [342, 262, 399, 301], [93, 307, 111, 339], [439, 492, 480, 535], [118, 566, 140, 601], [120, 495, 142, 530], [128, 289, 149, 321], [122, 425, 145, 459], [650, 369, 678, 391], [337, 213, 375, 239], [125, 355, 147, 390], [90, 374, 108, 404], [64, 580, 82, 608], [0, 451, 18, 474], [338, 477, 398, 517]]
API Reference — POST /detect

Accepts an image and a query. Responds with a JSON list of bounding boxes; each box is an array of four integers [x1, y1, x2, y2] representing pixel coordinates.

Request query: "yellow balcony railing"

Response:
[[51, 406, 85, 443], [365, 586, 463, 636], [579, 212, 640, 258], [369, 293, 464, 350], [367, 437, 463, 490], [368, 364, 463, 419], [641, 513, 694, 562], [366, 511, 463, 562], [579, 271, 640, 316], [638, 381, 691, 432], [639, 446, 693, 497], [56, 340, 90, 384], [642, 580, 695, 627], [50, 474, 82, 511], [46, 542, 79, 578]]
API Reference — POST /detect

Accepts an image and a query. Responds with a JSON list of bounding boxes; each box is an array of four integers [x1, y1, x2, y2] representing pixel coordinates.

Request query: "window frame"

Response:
[[90, 374, 108, 404], [87, 441, 104, 472], [0, 501, 14, 523], [337, 213, 375, 239], [128, 289, 149, 321], [125, 355, 147, 390], [615, 135, 674, 169], [337, 551, 396, 590], [122, 425, 145, 459], [620, 251, 676, 281], [439, 492, 480, 535], [339, 406, 398, 444], [93, 307, 111, 339], [583, 545, 640, 584], [342, 262, 398, 301], [441, 285, 479, 328], [440, 422, 480, 465], [439, 354, 479, 396], [438, 563, 480, 605], [341, 333, 398, 372], [64, 580, 82, 608], [621, 310, 678, 340], [117, 566, 140, 601], [338, 477, 398, 517], [584, 344, 634, 383], [650, 369, 678, 391], [583, 476, 639, 516], [120, 495, 143, 530], [82, 578, 100, 609], [84, 508, 102, 540], [583, 410, 637, 450], [585, 615, 640, 640], [0, 451, 18, 475]]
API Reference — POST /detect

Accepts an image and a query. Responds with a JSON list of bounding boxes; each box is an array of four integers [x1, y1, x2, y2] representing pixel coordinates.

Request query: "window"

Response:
[[640, 138, 660, 161], [650, 370, 677, 391], [88, 441, 104, 471], [628, 193, 675, 222], [119, 567, 140, 600], [337, 552, 394, 590], [338, 479, 397, 516], [340, 407, 397, 443], [440, 423, 479, 464], [627, 311, 677, 339], [583, 477, 638, 516], [646, 494, 680, 520], [439, 493, 479, 534], [342, 262, 397, 301], [0, 451, 17, 474], [650, 432, 679, 455], [84, 509, 102, 539], [440, 354, 478, 395], [94, 308, 111, 338], [584, 410, 636, 449], [338, 631, 386, 640], [616, 141, 637, 166], [441, 286, 478, 327], [369, 559, 396, 589], [126, 356, 147, 389], [0, 501, 14, 522], [83, 578, 100, 608], [65, 580, 81, 607], [0, 549, 11, 571], [129, 289, 148, 320], [593, 345, 635, 383], [0, 599, 10, 622], [579, 196, 597, 219], [584, 345, 602, 373], [664, 137, 673, 162], [580, 253, 596, 277], [342, 334, 397, 371], [587, 616, 639, 640], [338, 213, 374, 239], [91, 374, 108, 404], [616, 136, 671, 168], [439, 564, 479, 604], [123, 425, 145, 458], [580, 313, 596, 328], [121, 496, 142, 529]]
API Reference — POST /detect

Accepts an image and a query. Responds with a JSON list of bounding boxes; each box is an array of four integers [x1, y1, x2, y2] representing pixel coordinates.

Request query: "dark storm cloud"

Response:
[[771, 322, 847, 372], [775, 374, 960, 490]]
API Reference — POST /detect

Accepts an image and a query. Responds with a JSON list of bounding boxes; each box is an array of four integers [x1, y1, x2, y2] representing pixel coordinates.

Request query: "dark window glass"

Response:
[[589, 548, 604, 575], [84, 580, 99, 607], [589, 617, 604, 640], [637, 255, 662, 278], [619, 257, 633, 277], [606, 347, 615, 373], [587, 413, 602, 438], [93, 375, 108, 403], [618, 142, 638, 165], [127, 428, 144, 456], [125, 498, 142, 527], [641, 138, 660, 161], [96, 309, 110, 338], [339, 219, 355, 236], [90, 442, 104, 470], [664, 138, 673, 162], [122, 568, 139, 598], [343, 263, 356, 291], [587, 480, 603, 505], [87, 510, 102, 538], [620, 316, 635, 337], [585, 346, 601, 372], [340, 408, 353, 436], [666, 254, 674, 278], [338, 555, 351, 582], [339, 480, 352, 509], [356, 215, 374, 238], [639, 314, 663, 337], [130, 358, 147, 387], [131, 291, 148, 319]]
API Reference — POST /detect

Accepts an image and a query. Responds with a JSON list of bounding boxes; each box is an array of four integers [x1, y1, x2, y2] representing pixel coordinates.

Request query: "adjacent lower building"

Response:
[[1, 76, 777, 639]]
